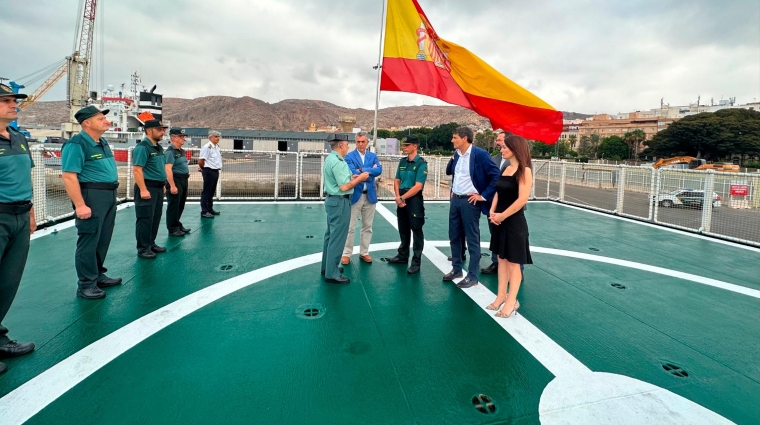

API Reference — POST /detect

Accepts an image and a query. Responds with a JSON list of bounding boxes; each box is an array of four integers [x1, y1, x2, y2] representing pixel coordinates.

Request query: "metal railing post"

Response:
[[434, 157, 441, 199], [559, 162, 567, 202], [126, 147, 133, 200], [652, 169, 662, 223], [530, 166, 536, 199], [31, 147, 47, 222], [701, 170, 716, 233], [546, 162, 552, 199], [296, 153, 302, 200], [647, 167, 656, 221], [216, 170, 222, 200], [319, 154, 325, 200], [615, 166, 626, 214], [274, 153, 280, 200]]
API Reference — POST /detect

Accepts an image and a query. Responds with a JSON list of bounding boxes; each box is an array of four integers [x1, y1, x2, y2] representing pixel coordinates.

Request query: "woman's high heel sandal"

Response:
[[486, 301, 504, 311], [495, 301, 520, 318]]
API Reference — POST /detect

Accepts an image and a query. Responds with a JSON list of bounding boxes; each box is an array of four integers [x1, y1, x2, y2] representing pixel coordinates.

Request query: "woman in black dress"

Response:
[[487, 135, 533, 318]]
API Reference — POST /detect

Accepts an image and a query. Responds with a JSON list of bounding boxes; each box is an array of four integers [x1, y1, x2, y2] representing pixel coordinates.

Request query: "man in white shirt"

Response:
[[443, 127, 501, 288], [198, 130, 223, 218]]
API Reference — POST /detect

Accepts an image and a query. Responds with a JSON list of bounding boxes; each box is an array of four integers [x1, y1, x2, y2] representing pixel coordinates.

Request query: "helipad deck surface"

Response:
[[0, 202, 758, 425]]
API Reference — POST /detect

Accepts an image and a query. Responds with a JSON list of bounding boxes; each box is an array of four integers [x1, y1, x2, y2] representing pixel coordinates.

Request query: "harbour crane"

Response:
[[7, 0, 98, 136]]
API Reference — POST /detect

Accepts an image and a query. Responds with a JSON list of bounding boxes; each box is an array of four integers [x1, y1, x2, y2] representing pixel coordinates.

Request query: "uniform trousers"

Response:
[[321, 195, 350, 279], [134, 183, 164, 253], [396, 191, 425, 267], [200, 168, 219, 214], [74, 187, 117, 290], [166, 174, 189, 231], [0, 208, 30, 345]]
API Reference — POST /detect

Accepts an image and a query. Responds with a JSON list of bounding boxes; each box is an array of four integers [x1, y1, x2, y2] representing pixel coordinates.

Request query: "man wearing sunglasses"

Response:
[[0, 84, 37, 373]]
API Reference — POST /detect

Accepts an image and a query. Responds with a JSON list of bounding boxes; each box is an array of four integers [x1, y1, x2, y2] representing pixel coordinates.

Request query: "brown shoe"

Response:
[[341, 256, 350, 265], [359, 254, 373, 263]]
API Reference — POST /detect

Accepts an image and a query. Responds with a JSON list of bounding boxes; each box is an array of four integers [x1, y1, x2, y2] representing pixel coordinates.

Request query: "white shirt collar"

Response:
[[459, 144, 472, 157]]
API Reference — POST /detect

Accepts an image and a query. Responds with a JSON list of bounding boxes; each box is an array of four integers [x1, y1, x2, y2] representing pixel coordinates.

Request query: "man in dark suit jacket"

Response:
[[442, 127, 501, 288], [482, 131, 509, 274]]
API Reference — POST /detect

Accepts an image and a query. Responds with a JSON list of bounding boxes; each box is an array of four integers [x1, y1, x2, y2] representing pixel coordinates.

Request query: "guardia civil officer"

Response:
[[321, 134, 368, 283], [0, 83, 36, 373], [165, 128, 191, 236], [61, 105, 122, 299], [386, 135, 428, 274], [133, 119, 168, 259]]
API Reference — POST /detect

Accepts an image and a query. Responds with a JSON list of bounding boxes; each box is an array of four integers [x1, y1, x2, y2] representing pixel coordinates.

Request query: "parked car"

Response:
[[654, 189, 721, 209]]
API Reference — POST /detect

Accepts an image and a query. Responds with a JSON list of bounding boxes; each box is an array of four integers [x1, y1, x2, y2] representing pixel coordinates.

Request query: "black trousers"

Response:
[[134, 184, 164, 252], [166, 175, 188, 231], [396, 191, 425, 266], [201, 168, 219, 214], [74, 188, 117, 290], [0, 210, 30, 345]]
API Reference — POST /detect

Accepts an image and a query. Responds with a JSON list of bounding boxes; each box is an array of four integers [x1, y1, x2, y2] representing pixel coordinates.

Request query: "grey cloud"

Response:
[[3, 0, 757, 116]]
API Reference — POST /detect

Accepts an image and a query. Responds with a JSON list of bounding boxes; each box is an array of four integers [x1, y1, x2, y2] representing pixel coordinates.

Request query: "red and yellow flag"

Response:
[[380, 0, 563, 143]]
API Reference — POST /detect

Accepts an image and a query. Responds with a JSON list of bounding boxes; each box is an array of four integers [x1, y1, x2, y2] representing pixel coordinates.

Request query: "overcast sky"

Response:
[[3, 0, 759, 115]]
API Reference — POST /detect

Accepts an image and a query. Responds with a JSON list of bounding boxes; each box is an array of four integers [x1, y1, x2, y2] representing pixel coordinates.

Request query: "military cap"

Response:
[[74, 105, 110, 124], [401, 135, 420, 145], [144, 119, 168, 129], [0, 83, 27, 99], [169, 128, 187, 137], [327, 133, 348, 142]]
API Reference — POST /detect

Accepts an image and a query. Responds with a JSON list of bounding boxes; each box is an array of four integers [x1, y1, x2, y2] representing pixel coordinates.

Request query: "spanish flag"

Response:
[[380, 0, 563, 143]]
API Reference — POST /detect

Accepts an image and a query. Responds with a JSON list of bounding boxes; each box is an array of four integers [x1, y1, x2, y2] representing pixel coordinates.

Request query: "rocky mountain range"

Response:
[[19, 97, 590, 131]]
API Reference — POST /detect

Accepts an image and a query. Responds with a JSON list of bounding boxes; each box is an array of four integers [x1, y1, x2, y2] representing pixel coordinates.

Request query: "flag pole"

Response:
[[371, 0, 388, 149]]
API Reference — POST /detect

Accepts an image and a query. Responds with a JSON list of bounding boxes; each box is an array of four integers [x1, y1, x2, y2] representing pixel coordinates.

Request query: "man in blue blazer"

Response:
[[443, 127, 501, 288], [342, 132, 383, 264]]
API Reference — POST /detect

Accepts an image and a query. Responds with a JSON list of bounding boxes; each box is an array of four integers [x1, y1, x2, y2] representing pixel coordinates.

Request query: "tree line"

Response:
[[373, 108, 760, 166]]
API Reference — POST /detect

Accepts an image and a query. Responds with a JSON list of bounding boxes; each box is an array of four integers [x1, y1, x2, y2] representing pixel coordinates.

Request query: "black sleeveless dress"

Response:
[[489, 174, 533, 264]]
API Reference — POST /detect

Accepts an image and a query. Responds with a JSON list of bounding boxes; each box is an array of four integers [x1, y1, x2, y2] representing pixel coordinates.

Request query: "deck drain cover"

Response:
[[253, 219, 263, 222], [306, 235, 314, 238], [611, 283, 627, 290], [472, 394, 496, 414], [297, 304, 325, 320], [589, 247, 601, 252], [662, 363, 689, 378], [307, 207, 313, 209], [219, 264, 235, 271]]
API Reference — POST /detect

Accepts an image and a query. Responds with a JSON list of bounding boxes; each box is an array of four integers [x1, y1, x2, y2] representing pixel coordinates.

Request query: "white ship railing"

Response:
[[28, 147, 760, 247]]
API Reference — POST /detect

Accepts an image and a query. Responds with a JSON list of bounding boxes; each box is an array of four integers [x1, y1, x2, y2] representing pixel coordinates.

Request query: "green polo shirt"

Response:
[[0, 127, 34, 203], [133, 138, 166, 181], [395, 154, 428, 190], [165, 145, 189, 175], [61, 131, 118, 183], [323, 150, 353, 196]]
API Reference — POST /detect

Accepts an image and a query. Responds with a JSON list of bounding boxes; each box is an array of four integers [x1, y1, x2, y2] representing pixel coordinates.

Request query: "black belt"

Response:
[[326, 194, 350, 199], [173, 173, 190, 179], [362, 190, 367, 194], [452, 193, 471, 199], [400, 189, 420, 197], [144, 179, 165, 188], [0, 201, 33, 214], [80, 182, 119, 190]]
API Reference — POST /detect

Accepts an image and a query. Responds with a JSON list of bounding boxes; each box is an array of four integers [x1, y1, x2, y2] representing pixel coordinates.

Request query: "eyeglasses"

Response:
[[0, 98, 23, 106]]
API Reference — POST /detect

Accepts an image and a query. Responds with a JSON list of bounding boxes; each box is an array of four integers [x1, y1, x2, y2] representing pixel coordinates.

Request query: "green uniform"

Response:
[[165, 145, 189, 232], [394, 154, 428, 267], [61, 131, 119, 291], [133, 138, 166, 253], [321, 150, 352, 279], [0, 127, 34, 344]]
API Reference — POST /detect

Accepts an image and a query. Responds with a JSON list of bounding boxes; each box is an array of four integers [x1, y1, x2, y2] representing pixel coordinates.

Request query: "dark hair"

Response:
[[503, 135, 532, 183], [453, 126, 474, 144]]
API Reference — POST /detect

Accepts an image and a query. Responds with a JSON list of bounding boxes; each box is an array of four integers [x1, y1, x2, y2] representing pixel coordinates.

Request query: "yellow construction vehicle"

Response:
[[652, 156, 739, 172]]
